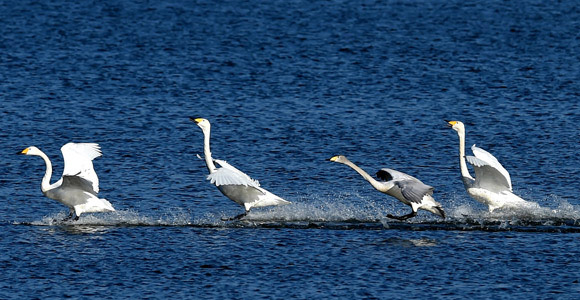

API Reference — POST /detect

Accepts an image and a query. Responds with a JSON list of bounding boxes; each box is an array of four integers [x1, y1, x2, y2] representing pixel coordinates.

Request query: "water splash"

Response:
[[13, 193, 580, 232], [28, 209, 196, 227]]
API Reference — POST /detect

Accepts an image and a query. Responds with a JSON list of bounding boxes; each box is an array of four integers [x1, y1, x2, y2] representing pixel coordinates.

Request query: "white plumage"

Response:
[[466, 145, 513, 193], [207, 159, 261, 188], [19, 143, 115, 220]]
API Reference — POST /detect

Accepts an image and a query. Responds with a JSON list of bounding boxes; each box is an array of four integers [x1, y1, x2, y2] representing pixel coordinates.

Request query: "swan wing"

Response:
[[61, 143, 102, 193], [470, 144, 512, 190], [208, 160, 260, 188], [60, 175, 98, 196], [466, 155, 512, 192], [394, 180, 434, 204]]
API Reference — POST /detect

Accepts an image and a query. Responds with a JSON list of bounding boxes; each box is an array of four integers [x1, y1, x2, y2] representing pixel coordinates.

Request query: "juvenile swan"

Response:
[[192, 118, 290, 220], [446, 120, 533, 212], [328, 155, 445, 220], [19, 143, 115, 220]]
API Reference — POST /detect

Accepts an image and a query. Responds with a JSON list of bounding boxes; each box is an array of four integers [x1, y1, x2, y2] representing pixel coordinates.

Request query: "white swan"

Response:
[[328, 155, 445, 220], [447, 120, 533, 211], [18, 143, 115, 220], [192, 118, 290, 220]]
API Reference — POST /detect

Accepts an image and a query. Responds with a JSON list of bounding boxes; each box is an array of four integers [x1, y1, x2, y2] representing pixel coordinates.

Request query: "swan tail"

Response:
[[420, 195, 445, 219], [249, 188, 291, 209], [253, 196, 291, 208], [434, 206, 445, 219], [96, 198, 116, 212], [74, 197, 116, 217]]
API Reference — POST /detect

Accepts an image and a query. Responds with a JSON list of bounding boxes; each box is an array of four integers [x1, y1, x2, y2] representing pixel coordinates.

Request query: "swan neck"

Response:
[[341, 159, 386, 192], [202, 128, 217, 173], [38, 151, 53, 193], [457, 130, 474, 184]]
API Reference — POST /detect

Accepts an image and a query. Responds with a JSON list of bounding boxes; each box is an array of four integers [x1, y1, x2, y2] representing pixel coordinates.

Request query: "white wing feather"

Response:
[[207, 159, 261, 188], [61, 143, 102, 193], [467, 144, 513, 192]]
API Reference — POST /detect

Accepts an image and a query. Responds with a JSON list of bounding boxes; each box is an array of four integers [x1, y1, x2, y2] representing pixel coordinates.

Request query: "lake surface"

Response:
[[1, 0, 579, 299]]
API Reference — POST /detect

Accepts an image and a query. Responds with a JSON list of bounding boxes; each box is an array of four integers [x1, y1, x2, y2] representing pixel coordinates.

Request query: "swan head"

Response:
[[446, 120, 465, 134], [328, 155, 348, 164], [190, 117, 211, 132], [18, 146, 42, 156]]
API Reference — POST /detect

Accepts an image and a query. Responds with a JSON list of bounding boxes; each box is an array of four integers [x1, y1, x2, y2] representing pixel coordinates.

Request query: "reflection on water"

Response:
[[45, 225, 113, 235], [383, 237, 438, 248]]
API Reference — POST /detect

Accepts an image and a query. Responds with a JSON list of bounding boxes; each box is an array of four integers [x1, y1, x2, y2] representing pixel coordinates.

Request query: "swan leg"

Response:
[[61, 209, 79, 222], [221, 211, 248, 221], [59, 210, 75, 222], [386, 211, 417, 221]]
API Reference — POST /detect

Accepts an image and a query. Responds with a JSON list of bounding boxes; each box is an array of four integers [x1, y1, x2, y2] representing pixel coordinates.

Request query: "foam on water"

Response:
[[16, 194, 580, 232], [27, 209, 196, 227]]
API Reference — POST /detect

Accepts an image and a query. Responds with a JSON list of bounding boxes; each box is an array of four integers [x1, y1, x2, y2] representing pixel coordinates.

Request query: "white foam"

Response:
[[19, 193, 580, 229]]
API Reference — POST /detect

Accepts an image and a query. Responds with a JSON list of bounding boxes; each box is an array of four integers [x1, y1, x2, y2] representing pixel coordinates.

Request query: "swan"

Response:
[[328, 155, 445, 220], [191, 118, 290, 220], [18, 143, 115, 221], [446, 120, 533, 211]]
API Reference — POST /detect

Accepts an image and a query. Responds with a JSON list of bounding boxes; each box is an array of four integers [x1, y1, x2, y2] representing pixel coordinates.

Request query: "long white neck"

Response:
[[340, 158, 390, 193], [201, 127, 217, 173], [457, 129, 474, 186], [36, 151, 54, 193]]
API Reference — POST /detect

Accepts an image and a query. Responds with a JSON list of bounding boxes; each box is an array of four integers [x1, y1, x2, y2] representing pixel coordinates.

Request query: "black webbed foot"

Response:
[[386, 211, 417, 221], [221, 212, 248, 221], [60, 211, 78, 222], [60, 212, 74, 222]]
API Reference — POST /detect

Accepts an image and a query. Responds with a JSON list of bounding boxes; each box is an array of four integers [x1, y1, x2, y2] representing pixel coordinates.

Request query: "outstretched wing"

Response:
[[207, 159, 260, 188], [60, 175, 98, 196], [468, 144, 512, 192], [394, 180, 434, 204], [61, 143, 102, 193]]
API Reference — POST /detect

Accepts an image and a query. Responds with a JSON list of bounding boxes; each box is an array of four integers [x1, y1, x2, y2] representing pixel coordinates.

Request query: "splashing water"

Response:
[[14, 193, 580, 232]]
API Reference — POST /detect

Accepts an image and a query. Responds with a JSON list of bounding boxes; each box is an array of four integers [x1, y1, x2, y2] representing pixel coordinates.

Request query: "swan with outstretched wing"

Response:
[[19, 143, 115, 220], [447, 120, 533, 211]]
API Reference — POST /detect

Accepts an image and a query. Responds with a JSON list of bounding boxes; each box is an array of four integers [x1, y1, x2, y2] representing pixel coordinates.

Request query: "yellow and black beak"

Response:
[[18, 148, 29, 155], [190, 117, 204, 124], [328, 156, 339, 162], [445, 120, 458, 127]]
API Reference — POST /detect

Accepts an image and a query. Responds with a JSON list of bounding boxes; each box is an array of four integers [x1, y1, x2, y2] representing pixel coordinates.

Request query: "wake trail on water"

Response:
[[15, 193, 580, 232]]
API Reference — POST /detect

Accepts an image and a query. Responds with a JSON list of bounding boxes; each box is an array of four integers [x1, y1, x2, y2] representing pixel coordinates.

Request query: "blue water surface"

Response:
[[0, 0, 579, 299]]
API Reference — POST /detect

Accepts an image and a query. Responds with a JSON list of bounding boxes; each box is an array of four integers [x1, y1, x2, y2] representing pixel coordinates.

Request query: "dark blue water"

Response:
[[1, 0, 579, 298]]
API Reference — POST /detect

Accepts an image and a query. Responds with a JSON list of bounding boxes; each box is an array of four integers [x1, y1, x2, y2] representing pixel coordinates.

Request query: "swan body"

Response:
[[19, 143, 115, 220], [329, 155, 445, 220], [192, 118, 290, 219], [447, 120, 531, 211]]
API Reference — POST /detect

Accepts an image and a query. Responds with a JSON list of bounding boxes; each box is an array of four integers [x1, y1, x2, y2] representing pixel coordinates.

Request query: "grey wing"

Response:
[[466, 155, 512, 192], [394, 180, 434, 204], [61, 175, 98, 196]]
